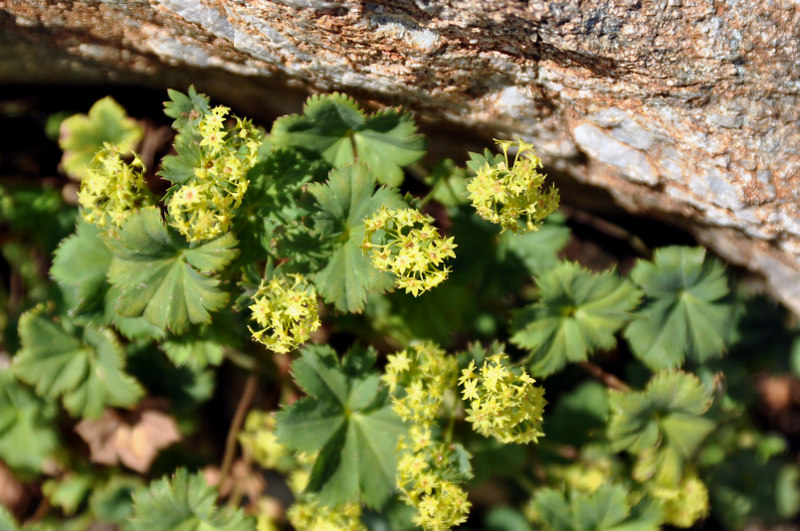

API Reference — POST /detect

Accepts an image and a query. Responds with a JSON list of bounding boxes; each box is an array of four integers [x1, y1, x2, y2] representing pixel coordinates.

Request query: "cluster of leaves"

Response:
[[0, 88, 798, 531]]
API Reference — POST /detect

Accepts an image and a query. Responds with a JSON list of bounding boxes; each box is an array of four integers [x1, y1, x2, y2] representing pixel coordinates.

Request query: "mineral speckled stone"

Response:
[[1, 0, 799, 313]]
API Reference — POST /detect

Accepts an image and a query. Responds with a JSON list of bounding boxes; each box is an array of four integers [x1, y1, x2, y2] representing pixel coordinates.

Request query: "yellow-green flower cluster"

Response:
[[460, 353, 546, 444], [167, 105, 262, 242], [77, 143, 152, 228], [396, 429, 472, 531], [287, 501, 366, 531], [239, 411, 288, 470], [383, 342, 459, 422], [362, 207, 456, 297], [385, 343, 471, 530], [248, 274, 320, 354], [466, 138, 559, 233], [649, 475, 709, 528]]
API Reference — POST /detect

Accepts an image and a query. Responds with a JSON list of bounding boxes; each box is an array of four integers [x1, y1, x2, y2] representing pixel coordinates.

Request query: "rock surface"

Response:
[[2, 0, 799, 313]]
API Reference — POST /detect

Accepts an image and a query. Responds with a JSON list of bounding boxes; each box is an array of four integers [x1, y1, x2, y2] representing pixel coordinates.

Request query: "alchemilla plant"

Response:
[[0, 87, 798, 531]]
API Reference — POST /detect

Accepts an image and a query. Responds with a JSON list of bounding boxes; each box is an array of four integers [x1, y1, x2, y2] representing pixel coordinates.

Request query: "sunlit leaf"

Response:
[[130, 468, 253, 531], [272, 93, 424, 186], [276, 344, 405, 508], [105, 207, 237, 333], [59, 96, 142, 180], [308, 162, 405, 312]]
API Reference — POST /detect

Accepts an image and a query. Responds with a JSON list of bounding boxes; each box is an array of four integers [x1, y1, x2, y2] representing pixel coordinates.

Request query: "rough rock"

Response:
[[1, 0, 799, 313]]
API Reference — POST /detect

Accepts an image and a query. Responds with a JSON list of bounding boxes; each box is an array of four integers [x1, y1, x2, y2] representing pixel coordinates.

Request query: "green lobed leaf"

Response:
[[90, 476, 143, 525], [161, 331, 225, 370], [0, 369, 59, 474], [275, 344, 406, 508], [158, 87, 212, 185], [271, 93, 425, 186], [42, 473, 93, 515], [59, 96, 143, 180], [163, 86, 211, 129], [51, 219, 112, 318], [13, 308, 144, 419], [308, 162, 406, 313], [511, 261, 642, 376], [234, 147, 328, 263], [607, 371, 715, 486], [532, 485, 661, 531], [130, 468, 253, 531], [105, 207, 237, 333], [624, 246, 733, 370]]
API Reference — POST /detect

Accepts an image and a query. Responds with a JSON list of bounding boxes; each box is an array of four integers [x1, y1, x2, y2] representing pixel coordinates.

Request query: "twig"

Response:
[[227, 452, 252, 509], [27, 496, 51, 523], [219, 373, 259, 488], [578, 361, 631, 392], [560, 205, 651, 258]]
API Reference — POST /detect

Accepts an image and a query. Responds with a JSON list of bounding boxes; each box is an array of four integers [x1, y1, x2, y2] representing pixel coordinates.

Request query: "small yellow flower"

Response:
[[362, 207, 456, 297], [167, 104, 262, 242], [287, 501, 366, 531], [460, 352, 546, 444], [650, 475, 710, 528], [248, 274, 320, 354], [467, 138, 559, 233], [78, 144, 152, 228]]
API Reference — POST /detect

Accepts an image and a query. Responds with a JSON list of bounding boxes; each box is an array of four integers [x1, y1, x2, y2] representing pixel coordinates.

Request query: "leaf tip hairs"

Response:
[[467, 137, 560, 233], [362, 206, 457, 297], [248, 274, 320, 354]]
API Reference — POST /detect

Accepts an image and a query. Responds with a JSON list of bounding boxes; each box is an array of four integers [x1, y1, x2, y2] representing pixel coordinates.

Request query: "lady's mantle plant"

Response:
[[0, 87, 797, 531]]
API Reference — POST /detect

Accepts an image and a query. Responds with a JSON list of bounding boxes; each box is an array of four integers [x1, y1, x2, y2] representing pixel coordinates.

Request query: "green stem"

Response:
[[224, 348, 269, 375], [443, 390, 460, 443], [516, 473, 538, 494], [415, 176, 446, 209]]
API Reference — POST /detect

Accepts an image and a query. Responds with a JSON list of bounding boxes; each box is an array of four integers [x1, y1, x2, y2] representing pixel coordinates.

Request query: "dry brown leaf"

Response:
[[203, 460, 266, 502], [758, 374, 795, 411], [0, 462, 25, 514], [75, 408, 180, 473]]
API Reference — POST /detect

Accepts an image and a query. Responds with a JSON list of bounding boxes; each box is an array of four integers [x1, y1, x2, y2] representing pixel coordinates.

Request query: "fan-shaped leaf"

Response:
[[531, 485, 661, 531], [275, 344, 405, 508], [607, 371, 715, 486], [511, 261, 642, 376], [59, 96, 142, 180], [272, 93, 424, 186], [13, 308, 143, 419], [105, 207, 237, 333], [624, 246, 733, 370], [0, 369, 59, 473], [130, 468, 253, 531], [308, 162, 405, 312], [51, 220, 112, 318]]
